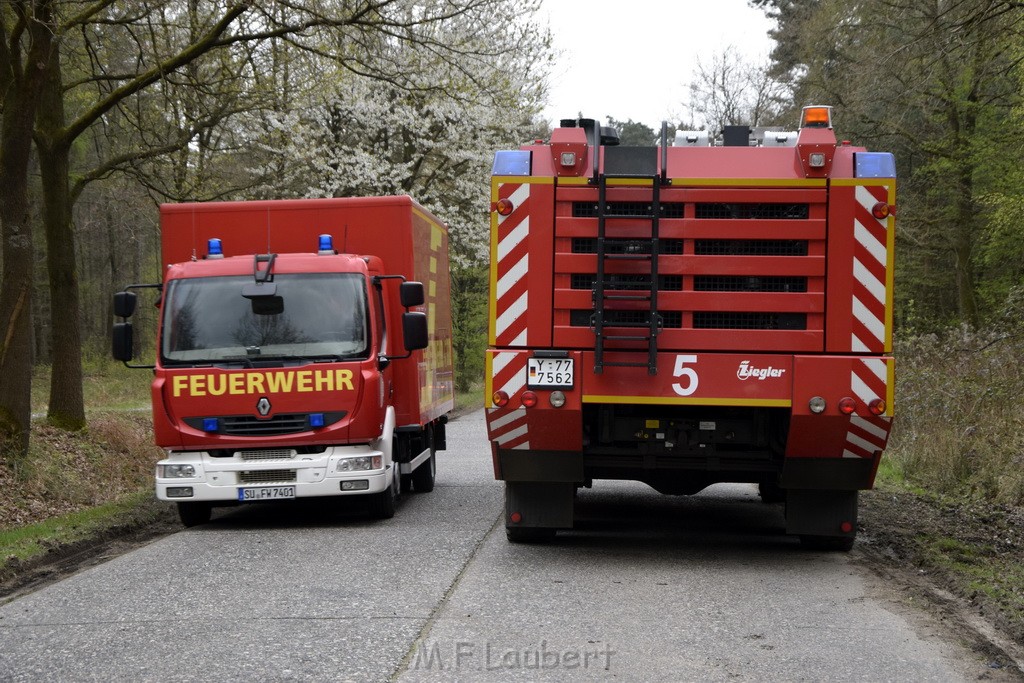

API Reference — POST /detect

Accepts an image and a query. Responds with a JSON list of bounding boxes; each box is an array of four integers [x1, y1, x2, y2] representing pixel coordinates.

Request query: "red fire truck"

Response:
[[113, 197, 454, 526], [485, 106, 895, 549]]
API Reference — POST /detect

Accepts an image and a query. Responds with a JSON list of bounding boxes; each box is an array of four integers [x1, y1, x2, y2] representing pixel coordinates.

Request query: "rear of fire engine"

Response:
[[114, 197, 454, 527], [485, 107, 895, 549]]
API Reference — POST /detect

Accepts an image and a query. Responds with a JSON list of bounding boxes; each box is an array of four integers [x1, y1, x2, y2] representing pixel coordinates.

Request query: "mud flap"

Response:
[[785, 489, 858, 538], [504, 481, 575, 529]]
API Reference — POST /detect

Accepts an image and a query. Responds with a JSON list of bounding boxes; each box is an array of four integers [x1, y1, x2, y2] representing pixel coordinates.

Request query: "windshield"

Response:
[[161, 273, 369, 363]]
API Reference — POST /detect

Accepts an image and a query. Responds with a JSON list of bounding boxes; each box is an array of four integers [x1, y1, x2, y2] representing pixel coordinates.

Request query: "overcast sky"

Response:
[[539, 0, 777, 130]]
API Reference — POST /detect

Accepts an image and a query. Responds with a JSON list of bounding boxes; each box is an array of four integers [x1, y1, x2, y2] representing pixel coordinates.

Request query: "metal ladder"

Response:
[[592, 169, 663, 375]]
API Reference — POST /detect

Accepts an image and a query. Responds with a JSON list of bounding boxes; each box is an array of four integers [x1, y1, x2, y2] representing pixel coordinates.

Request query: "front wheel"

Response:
[[369, 466, 399, 519], [177, 502, 212, 528]]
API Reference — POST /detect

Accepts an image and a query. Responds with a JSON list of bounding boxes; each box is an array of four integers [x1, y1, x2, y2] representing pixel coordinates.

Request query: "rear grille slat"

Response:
[[695, 203, 809, 219], [572, 238, 684, 255], [695, 240, 808, 256], [573, 202, 683, 218], [694, 276, 807, 293], [693, 312, 807, 330]]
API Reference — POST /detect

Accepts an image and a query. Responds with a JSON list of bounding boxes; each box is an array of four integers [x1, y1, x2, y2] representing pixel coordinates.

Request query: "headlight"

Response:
[[337, 455, 382, 472], [158, 464, 196, 478]]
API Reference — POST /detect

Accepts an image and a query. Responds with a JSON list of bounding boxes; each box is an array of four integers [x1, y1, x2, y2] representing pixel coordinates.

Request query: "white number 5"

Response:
[[672, 354, 699, 396]]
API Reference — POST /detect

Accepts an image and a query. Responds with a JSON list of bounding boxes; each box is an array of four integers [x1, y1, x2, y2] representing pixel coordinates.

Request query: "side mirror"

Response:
[[400, 281, 425, 308], [113, 291, 137, 318], [112, 322, 134, 362], [402, 312, 428, 351]]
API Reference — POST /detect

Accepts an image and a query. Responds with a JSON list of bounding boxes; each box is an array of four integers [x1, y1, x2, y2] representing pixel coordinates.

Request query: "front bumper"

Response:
[[155, 444, 390, 503]]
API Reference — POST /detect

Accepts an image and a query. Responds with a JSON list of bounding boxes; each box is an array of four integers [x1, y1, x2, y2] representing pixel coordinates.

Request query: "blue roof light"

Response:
[[207, 238, 224, 259], [318, 234, 334, 255], [854, 152, 896, 178], [492, 150, 531, 176]]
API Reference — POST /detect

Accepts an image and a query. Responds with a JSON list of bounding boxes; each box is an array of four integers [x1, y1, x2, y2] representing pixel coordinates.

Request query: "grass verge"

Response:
[[1, 492, 153, 563]]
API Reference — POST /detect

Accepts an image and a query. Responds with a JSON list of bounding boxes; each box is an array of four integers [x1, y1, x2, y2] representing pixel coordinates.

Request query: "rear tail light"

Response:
[[872, 202, 891, 219], [521, 391, 538, 408], [495, 198, 514, 216], [838, 397, 856, 415], [492, 390, 509, 407], [868, 398, 886, 415]]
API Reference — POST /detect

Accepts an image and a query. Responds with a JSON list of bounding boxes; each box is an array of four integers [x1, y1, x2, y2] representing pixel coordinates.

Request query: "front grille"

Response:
[[184, 411, 346, 437], [693, 312, 807, 330], [694, 276, 807, 293], [223, 414, 309, 435], [571, 274, 683, 291], [695, 203, 809, 219], [239, 469, 296, 484], [572, 238, 684, 255], [572, 202, 684, 218], [695, 240, 808, 256], [239, 449, 295, 461]]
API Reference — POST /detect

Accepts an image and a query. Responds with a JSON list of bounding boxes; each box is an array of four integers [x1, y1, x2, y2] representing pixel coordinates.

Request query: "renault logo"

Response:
[[256, 397, 271, 416]]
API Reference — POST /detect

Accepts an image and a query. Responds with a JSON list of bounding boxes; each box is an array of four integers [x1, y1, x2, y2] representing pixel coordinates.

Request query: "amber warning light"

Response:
[[801, 106, 833, 129]]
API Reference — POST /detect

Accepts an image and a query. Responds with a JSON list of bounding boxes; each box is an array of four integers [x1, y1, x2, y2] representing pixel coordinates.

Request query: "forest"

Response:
[[2, 0, 1023, 504]]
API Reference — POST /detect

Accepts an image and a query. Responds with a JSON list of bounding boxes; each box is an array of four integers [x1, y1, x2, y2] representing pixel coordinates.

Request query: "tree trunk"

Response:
[[0, 3, 55, 460], [36, 32, 85, 431]]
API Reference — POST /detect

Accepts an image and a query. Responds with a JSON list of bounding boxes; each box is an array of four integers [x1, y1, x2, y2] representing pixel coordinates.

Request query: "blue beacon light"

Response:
[[207, 238, 224, 259], [318, 234, 334, 255]]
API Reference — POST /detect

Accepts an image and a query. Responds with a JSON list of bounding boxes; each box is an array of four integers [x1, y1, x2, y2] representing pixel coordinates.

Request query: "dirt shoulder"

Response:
[[0, 497, 179, 603], [857, 486, 1024, 675]]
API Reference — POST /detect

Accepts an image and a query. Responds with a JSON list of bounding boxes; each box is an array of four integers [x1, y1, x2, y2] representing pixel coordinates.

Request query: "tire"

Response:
[[177, 502, 212, 528], [758, 480, 786, 504], [800, 534, 855, 552], [505, 526, 557, 543], [412, 452, 436, 493], [369, 465, 399, 520]]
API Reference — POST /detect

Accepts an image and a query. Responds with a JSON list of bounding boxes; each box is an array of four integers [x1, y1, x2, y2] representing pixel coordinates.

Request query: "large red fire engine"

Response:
[[485, 106, 895, 549], [113, 197, 454, 526]]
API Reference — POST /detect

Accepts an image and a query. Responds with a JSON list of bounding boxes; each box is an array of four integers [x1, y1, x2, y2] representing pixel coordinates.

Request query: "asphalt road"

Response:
[[0, 410, 991, 681]]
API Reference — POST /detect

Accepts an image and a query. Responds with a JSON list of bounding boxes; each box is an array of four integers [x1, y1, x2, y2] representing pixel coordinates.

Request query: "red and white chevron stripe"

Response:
[[494, 183, 531, 346], [486, 408, 530, 450], [486, 352, 529, 449], [844, 358, 892, 459], [850, 185, 890, 353]]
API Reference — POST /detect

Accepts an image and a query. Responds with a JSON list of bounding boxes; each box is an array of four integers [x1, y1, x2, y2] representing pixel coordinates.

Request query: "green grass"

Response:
[[455, 381, 484, 414], [0, 491, 158, 564], [32, 356, 152, 416], [922, 533, 1024, 614]]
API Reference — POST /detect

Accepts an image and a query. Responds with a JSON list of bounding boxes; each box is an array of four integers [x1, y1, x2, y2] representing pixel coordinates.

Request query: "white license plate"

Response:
[[238, 486, 296, 502], [527, 357, 574, 388]]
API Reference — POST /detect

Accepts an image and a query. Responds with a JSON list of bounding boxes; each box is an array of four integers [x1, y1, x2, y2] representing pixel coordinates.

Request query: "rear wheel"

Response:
[[412, 430, 436, 493], [177, 502, 212, 528], [506, 526, 557, 543], [758, 480, 786, 504], [800, 534, 855, 552]]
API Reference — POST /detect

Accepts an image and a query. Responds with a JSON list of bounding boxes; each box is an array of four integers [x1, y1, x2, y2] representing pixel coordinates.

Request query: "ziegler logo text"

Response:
[[736, 361, 786, 381]]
